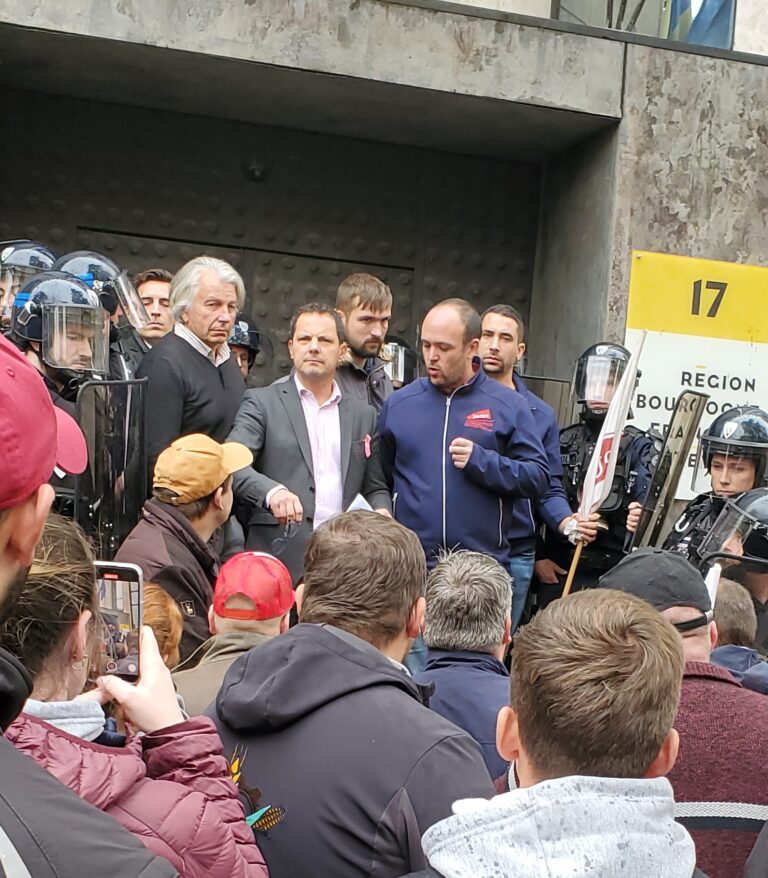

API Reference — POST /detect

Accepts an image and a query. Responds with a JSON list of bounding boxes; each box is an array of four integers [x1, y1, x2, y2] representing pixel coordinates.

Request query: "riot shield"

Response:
[[519, 374, 574, 427], [632, 390, 710, 550], [75, 378, 147, 559]]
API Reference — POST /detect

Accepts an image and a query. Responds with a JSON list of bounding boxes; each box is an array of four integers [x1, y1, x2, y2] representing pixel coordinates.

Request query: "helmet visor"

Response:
[[575, 354, 626, 410], [698, 500, 762, 560], [42, 304, 109, 374], [693, 439, 762, 495], [0, 266, 39, 324], [109, 272, 150, 330]]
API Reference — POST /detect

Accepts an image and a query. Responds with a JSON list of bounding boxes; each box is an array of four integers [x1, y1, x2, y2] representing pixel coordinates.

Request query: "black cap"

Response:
[[599, 548, 713, 632]]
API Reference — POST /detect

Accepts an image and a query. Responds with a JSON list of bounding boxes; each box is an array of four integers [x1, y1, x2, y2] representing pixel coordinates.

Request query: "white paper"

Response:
[[347, 493, 374, 513]]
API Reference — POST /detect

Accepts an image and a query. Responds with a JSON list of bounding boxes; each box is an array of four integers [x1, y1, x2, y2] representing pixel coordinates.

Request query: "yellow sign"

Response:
[[627, 250, 768, 344]]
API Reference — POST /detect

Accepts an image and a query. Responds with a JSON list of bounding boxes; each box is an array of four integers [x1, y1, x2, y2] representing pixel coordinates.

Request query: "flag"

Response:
[[666, 0, 693, 41], [578, 333, 646, 518]]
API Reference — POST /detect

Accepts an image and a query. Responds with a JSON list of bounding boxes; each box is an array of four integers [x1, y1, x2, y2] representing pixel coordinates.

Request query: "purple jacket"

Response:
[[6, 713, 268, 878]]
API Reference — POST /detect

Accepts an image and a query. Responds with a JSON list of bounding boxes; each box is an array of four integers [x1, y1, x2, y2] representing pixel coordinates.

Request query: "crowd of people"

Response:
[[1, 241, 768, 877]]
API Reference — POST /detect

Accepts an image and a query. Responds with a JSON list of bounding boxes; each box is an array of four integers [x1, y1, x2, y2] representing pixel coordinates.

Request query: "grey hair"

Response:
[[170, 256, 246, 320], [424, 550, 512, 652]]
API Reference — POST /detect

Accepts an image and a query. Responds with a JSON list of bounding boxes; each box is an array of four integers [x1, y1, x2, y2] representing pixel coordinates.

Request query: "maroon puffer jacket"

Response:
[[5, 713, 269, 878]]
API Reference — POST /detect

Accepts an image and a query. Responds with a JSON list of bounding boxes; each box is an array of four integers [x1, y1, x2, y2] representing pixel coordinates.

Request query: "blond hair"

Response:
[[336, 272, 392, 316], [143, 583, 184, 669], [512, 590, 683, 780], [301, 512, 425, 648], [715, 578, 757, 648]]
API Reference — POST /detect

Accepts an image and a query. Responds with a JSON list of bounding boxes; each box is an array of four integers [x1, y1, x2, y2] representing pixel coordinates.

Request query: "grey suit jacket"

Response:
[[228, 375, 392, 581]]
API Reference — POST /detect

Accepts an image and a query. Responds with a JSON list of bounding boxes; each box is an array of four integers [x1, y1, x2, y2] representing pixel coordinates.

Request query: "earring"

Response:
[[71, 653, 88, 671]]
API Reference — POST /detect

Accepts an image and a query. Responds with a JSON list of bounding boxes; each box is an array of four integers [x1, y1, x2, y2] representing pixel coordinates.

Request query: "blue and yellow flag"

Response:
[[665, 0, 693, 41]]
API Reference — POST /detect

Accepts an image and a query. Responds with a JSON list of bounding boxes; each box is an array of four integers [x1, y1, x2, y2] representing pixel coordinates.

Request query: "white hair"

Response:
[[170, 256, 245, 320], [424, 550, 512, 652]]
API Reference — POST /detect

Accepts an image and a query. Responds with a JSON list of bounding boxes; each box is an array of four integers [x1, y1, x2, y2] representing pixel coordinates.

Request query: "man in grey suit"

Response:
[[228, 303, 392, 582]]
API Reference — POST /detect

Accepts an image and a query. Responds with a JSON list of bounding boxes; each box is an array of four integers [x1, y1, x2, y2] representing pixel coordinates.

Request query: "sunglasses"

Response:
[[270, 520, 299, 557]]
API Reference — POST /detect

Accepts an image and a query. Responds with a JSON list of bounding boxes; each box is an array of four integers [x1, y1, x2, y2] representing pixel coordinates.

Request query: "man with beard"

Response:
[[334, 272, 393, 412], [0, 334, 176, 878]]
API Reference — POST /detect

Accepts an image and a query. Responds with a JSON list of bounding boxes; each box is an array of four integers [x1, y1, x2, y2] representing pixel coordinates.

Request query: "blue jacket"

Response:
[[414, 649, 509, 780], [510, 373, 567, 552], [711, 645, 768, 695], [379, 369, 549, 566]]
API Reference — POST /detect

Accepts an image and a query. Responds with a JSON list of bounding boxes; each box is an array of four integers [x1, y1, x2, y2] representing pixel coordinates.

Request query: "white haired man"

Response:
[[137, 256, 246, 480], [414, 551, 512, 779]]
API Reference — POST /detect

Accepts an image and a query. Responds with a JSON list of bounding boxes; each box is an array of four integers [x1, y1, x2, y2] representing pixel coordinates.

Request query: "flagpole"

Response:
[[561, 541, 583, 598]]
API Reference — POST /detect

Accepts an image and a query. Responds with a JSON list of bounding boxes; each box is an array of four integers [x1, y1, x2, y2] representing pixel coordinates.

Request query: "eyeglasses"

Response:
[[270, 520, 299, 557]]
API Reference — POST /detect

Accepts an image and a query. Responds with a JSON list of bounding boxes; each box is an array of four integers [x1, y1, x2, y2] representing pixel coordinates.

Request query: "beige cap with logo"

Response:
[[153, 433, 253, 503]]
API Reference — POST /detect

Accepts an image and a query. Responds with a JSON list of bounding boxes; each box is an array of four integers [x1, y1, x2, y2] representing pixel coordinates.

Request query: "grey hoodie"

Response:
[[421, 775, 697, 878]]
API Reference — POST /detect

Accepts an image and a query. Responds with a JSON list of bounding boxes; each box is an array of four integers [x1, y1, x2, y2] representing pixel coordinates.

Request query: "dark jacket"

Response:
[[335, 355, 393, 413], [414, 649, 509, 779], [402, 869, 709, 878], [115, 499, 220, 662], [137, 332, 245, 480], [711, 644, 768, 695], [229, 375, 391, 582], [0, 647, 177, 878], [379, 369, 549, 566], [6, 713, 268, 878], [510, 373, 566, 553], [669, 661, 768, 878], [173, 631, 274, 716], [209, 623, 495, 878]]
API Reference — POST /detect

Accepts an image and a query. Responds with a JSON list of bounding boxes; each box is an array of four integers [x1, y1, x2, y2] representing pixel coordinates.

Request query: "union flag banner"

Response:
[[578, 333, 646, 517]]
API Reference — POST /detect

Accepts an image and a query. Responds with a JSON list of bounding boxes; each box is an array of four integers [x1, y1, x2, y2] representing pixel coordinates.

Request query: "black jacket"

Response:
[[335, 356, 393, 413], [209, 624, 495, 878], [115, 500, 220, 662], [401, 871, 710, 878], [137, 332, 245, 480], [0, 647, 176, 878]]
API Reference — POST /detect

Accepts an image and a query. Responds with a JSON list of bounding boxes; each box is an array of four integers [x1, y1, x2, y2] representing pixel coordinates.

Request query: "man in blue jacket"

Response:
[[379, 298, 549, 574], [479, 305, 597, 630]]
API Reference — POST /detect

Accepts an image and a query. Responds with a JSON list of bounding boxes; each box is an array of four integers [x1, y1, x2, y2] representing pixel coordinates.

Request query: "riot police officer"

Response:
[[663, 406, 768, 564], [382, 335, 418, 388], [0, 239, 56, 330], [54, 250, 151, 379], [535, 342, 660, 596], [229, 312, 262, 386], [10, 270, 109, 413]]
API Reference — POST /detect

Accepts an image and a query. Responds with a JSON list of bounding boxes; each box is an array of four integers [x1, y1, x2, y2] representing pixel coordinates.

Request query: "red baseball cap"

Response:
[[214, 552, 295, 621], [0, 334, 88, 511]]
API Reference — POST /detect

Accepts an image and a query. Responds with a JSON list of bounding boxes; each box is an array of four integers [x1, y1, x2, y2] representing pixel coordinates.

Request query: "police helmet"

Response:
[[53, 250, 122, 314], [11, 270, 109, 378], [1, 240, 56, 325], [228, 313, 261, 370], [574, 342, 630, 413], [700, 406, 768, 487], [382, 335, 418, 387]]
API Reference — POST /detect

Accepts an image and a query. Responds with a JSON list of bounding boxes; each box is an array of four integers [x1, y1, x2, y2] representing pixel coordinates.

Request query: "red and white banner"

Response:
[[578, 333, 647, 517]]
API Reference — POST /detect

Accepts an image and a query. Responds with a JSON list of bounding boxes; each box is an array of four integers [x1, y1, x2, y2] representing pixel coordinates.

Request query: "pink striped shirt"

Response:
[[294, 374, 343, 529]]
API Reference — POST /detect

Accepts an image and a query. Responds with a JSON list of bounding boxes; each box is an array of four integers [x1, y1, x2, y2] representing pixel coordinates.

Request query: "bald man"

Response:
[[379, 298, 548, 570]]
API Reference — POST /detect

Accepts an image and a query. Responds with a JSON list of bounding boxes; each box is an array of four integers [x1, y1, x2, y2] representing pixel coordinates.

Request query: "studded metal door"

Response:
[[0, 89, 540, 385]]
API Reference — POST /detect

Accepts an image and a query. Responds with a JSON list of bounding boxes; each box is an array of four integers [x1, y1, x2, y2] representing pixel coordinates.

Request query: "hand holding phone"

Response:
[[97, 627, 185, 734]]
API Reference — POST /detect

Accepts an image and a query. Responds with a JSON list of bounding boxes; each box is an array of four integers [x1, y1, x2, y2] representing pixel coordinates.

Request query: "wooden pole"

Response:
[[561, 540, 584, 598]]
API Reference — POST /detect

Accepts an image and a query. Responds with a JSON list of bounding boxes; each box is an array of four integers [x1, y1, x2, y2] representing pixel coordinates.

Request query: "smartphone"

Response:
[[94, 561, 143, 682]]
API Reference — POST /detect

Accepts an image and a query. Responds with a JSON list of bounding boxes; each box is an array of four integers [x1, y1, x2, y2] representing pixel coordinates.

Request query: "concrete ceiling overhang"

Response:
[[0, 23, 617, 161]]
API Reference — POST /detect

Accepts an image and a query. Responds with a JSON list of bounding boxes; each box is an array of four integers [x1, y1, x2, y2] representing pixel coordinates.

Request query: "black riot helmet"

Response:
[[53, 250, 122, 314], [0, 240, 56, 326], [574, 342, 631, 415], [699, 488, 768, 565], [699, 406, 768, 488], [11, 271, 109, 390], [228, 312, 261, 372]]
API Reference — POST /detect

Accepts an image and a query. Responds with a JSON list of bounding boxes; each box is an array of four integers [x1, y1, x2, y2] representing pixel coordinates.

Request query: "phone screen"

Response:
[[94, 562, 143, 682]]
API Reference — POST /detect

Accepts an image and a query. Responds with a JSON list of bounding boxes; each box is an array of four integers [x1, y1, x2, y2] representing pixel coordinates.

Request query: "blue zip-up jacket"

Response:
[[509, 373, 568, 552], [379, 369, 549, 566], [711, 645, 768, 696]]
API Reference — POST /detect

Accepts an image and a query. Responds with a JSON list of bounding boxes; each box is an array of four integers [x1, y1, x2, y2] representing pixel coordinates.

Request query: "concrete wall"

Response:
[[528, 126, 618, 378], [457, 0, 550, 15], [606, 42, 768, 340], [0, 0, 624, 118], [733, 0, 768, 55]]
